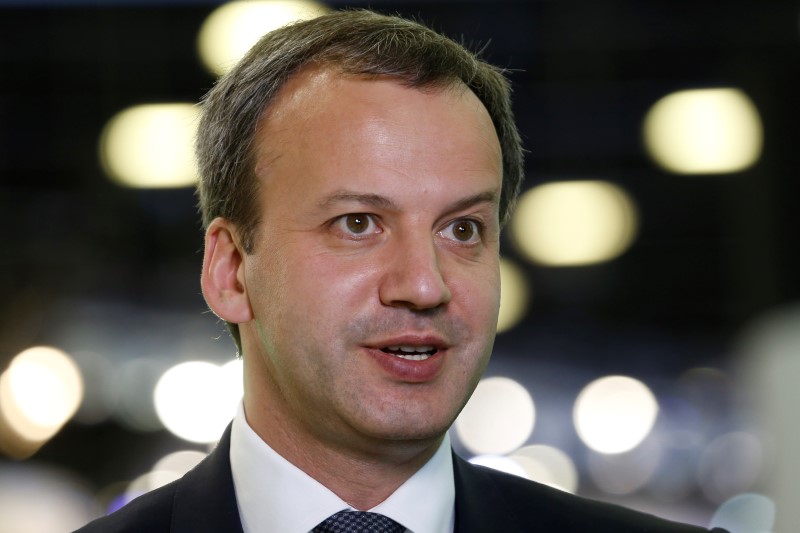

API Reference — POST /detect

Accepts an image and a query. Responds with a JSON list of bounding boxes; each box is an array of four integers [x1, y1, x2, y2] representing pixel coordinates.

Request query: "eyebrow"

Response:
[[318, 190, 398, 210], [318, 189, 499, 215], [444, 190, 499, 214]]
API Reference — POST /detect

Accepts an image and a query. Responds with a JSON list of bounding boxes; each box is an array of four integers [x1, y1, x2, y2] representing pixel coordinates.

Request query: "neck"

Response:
[[244, 393, 443, 510]]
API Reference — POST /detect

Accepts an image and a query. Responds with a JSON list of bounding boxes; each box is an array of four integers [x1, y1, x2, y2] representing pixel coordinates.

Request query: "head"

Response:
[[198, 10, 524, 468], [196, 9, 524, 352]]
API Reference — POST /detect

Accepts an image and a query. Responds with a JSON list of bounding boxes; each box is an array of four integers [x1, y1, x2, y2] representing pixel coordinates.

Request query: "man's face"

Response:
[[239, 68, 503, 455]]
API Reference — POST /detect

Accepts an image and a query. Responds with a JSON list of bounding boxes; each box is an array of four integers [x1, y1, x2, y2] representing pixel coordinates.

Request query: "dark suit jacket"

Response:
[[74, 426, 726, 532]]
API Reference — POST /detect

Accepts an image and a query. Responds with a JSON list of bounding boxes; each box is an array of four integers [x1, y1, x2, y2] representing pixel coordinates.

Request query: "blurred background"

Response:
[[1, 1, 798, 532]]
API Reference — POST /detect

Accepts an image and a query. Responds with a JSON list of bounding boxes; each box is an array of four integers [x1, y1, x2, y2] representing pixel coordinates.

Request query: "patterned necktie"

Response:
[[312, 510, 405, 533]]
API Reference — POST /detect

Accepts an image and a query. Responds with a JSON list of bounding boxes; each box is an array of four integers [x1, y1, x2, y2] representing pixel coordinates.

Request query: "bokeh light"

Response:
[[125, 471, 181, 503], [0, 463, 97, 533], [72, 351, 118, 426], [0, 346, 83, 457], [586, 440, 661, 495], [99, 103, 200, 188], [646, 430, 703, 503], [113, 357, 166, 432], [643, 88, 763, 174], [197, 0, 330, 75], [121, 450, 208, 505], [710, 493, 775, 533], [511, 181, 638, 266], [152, 450, 207, 479], [497, 258, 530, 333], [573, 375, 658, 454], [219, 358, 245, 412], [698, 431, 763, 503], [468, 455, 528, 478], [510, 444, 578, 493], [153, 359, 242, 443], [454, 376, 535, 455], [738, 304, 800, 529]]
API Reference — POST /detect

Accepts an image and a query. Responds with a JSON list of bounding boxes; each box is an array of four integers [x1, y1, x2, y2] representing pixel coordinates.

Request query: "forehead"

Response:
[[252, 66, 502, 202], [258, 66, 497, 147]]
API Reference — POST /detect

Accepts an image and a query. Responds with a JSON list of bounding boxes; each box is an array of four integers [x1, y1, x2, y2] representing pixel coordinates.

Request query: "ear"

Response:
[[201, 217, 253, 324]]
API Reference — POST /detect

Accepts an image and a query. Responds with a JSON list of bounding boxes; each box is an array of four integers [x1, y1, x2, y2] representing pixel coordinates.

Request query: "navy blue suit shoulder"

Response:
[[74, 479, 178, 532], [72, 426, 242, 533], [453, 453, 727, 533]]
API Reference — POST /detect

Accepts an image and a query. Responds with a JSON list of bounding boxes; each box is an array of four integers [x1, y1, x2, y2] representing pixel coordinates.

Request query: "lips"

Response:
[[366, 336, 448, 382]]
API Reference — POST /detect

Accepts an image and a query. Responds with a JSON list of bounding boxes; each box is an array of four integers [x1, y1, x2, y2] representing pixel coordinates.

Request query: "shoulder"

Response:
[[72, 425, 241, 533], [72, 481, 178, 533], [453, 454, 728, 533]]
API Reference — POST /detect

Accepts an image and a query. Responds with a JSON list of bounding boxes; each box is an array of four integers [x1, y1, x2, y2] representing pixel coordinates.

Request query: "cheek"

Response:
[[252, 253, 381, 345], [450, 263, 501, 318], [303, 252, 381, 300], [245, 250, 286, 312]]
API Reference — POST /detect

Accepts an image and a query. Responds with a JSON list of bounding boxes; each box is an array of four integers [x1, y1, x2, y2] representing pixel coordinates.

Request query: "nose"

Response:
[[378, 234, 452, 311]]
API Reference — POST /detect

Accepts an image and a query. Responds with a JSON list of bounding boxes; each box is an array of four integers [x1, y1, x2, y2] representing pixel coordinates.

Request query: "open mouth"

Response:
[[380, 345, 438, 361]]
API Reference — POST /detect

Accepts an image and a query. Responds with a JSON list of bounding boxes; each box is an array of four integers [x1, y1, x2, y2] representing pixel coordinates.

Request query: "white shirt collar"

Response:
[[230, 402, 455, 533]]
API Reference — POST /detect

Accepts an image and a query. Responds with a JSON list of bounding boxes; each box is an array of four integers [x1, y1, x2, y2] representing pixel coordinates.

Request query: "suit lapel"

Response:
[[170, 425, 244, 533]]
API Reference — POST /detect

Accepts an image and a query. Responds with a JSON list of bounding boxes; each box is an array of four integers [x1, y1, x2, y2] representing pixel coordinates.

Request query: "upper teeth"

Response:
[[387, 345, 435, 353], [384, 345, 436, 361]]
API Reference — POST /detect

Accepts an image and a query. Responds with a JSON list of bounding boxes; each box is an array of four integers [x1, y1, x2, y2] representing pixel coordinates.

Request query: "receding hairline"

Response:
[[251, 64, 493, 179], [255, 62, 476, 129]]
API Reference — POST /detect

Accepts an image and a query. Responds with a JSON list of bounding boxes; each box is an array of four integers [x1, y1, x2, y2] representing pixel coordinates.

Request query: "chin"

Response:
[[358, 411, 454, 444]]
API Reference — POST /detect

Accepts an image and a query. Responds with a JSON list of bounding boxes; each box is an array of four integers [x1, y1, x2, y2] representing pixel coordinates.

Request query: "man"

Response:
[[76, 10, 726, 533]]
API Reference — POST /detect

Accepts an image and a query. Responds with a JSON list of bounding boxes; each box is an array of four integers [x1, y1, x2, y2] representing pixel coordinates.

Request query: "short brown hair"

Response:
[[196, 9, 525, 349]]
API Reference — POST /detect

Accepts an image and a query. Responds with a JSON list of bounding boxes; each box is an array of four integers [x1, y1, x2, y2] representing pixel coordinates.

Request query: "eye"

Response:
[[440, 219, 482, 244], [332, 213, 382, 238]]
